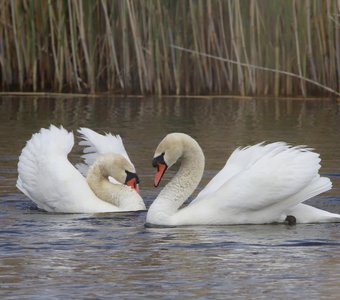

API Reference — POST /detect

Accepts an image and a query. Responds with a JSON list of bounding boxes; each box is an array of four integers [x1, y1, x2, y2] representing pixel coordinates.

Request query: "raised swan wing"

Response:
[[192, 142, 331, 213], [77, 128, 134, 175], [16, 125, 115, 212], [193, 142, 287, 202]]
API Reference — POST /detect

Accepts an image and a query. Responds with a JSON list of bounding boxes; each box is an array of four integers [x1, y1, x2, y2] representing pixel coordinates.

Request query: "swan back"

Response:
[[198, 143, 329, 211], [194, 142, 300, 202]]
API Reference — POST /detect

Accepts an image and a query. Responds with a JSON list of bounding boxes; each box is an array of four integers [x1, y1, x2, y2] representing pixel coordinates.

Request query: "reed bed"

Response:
[[0, 0, 339, 96]]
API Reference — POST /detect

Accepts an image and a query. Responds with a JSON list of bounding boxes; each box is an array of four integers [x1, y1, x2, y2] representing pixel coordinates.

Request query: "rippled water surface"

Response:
[[1, 96, 340, 299]]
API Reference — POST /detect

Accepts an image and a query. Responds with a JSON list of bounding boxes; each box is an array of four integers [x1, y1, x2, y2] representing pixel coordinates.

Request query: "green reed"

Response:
[[0, 0, 339, 96]]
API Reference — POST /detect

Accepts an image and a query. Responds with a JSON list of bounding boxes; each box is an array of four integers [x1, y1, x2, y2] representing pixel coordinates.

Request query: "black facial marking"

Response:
[[152, 152, 166, 168], [125, 170, 140, 184]]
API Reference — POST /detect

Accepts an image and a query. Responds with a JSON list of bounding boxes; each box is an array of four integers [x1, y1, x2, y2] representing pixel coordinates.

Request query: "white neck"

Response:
[[147, 136, 205, 225], [87, 163, 144, 211]]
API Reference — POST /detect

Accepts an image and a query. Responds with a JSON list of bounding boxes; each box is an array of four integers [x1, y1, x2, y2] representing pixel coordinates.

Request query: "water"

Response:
[[1, 96, 340, 299]]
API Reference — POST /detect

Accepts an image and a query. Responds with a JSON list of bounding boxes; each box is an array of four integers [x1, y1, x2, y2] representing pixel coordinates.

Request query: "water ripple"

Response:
[[1, 97, 340, 299]]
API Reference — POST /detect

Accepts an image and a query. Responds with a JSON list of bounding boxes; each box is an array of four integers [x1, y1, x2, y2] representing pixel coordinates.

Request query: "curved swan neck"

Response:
[[148, 136, 205, 224], [86, 158, 145, 211], [86, 163, 121, 205], [86, 163, 133, 208]]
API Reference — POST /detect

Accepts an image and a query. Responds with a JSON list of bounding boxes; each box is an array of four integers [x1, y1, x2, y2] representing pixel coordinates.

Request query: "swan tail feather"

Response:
[[274, 176, 332, 212]]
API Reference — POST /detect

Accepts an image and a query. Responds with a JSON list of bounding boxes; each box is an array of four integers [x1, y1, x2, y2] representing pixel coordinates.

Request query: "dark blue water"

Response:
[[1, 96, 340, 299]]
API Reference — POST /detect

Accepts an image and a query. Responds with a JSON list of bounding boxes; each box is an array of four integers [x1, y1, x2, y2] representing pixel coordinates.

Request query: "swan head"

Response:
[[94, 153, 140, 192], [152, 133, 191, 187]]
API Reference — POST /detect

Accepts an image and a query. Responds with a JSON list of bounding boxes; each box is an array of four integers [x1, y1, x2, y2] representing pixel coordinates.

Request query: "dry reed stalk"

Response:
[[249, 0, 258, 95], [118, 0, 131, 91], [57, 2, 67, 92], [189, 0, 204, 92], [10, 1, 23, 90], [171, 45, 340, 97], [218, 0, 233, 91], [168, 28, 180, 95], [306, 0, 317, 81], [126, 0, 147, 93], [146, 1, 157, 94], [1, 1, 13, 87], [47, 1, 60, 89], [316, 4, 327, 85], [235, 1, 255, 94], [157, 1, 171, 94], [293, 0, 306, 96], [326, 1, 337, 90], [204, 0, 213, 91], [1, 0, 339, 96], [274, 16, 280, 97], [73, 0, 94, 93], [67, 0, 80, 91], [101, 0, 124, 90], [255, 2, 266, 93], [228, 1, 245, 96], [334, 0, 340, 92]]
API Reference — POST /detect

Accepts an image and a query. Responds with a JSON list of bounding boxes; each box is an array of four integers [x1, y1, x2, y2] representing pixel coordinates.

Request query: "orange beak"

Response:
[[126, 177, 139, 193], [125, 171, 140, 193], [154, 163, 167, 187]]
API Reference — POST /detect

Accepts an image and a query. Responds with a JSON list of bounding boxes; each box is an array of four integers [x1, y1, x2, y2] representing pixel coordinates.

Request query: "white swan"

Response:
[[17, 125, 145, 213], [146, 133, 340, 226]]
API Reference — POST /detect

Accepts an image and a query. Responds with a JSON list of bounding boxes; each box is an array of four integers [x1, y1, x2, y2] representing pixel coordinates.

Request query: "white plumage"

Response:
[[147, 133, 340, 226], [77, 127, 134, 176], [17, 125, 145, 213]]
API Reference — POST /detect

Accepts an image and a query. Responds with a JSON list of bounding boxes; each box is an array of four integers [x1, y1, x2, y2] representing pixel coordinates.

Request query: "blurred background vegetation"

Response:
[[0, 0, 339, 96]]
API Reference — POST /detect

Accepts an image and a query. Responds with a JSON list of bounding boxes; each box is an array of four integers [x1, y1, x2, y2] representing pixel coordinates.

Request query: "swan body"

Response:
[[17, 125, 145, 213], [147, 133, 340, 226]]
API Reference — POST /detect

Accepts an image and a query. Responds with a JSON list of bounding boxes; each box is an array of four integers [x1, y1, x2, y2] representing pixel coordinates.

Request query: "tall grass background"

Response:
[[0, 0, 339, 96]]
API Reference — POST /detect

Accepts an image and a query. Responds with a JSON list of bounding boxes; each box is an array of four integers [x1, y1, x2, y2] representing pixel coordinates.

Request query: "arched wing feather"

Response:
[[16, 125, 101, 212], [193, 143, 329, 212], [77, 128, 134, 175]]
